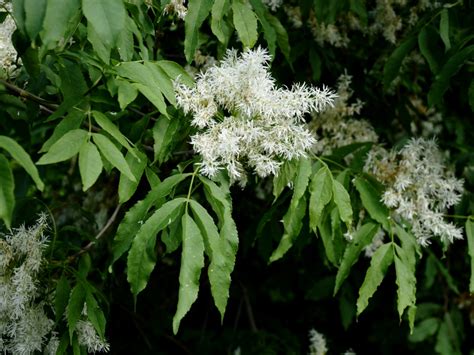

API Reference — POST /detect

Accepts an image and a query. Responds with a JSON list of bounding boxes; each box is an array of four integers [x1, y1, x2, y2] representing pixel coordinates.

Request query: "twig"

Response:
[[240, 283, 258, 332], [68, 205, 121, 261], [0, 78, 58, 110]]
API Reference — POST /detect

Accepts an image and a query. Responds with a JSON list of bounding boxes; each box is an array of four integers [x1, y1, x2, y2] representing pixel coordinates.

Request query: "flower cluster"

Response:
[[163, 0, 187, 20], [0, 214, 57, 354], [175, 47, 336, 184], [76, 319, 110, 353], [0, 0, 19, 76], [365, 138, 464, 246], [308, 329, 327, 355], [262, 0, 283, 11], [309, 73, 378, 155]]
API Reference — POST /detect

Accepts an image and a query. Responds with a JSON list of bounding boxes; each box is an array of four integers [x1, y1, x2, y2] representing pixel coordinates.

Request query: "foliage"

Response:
[[0, 0, 474, 353]]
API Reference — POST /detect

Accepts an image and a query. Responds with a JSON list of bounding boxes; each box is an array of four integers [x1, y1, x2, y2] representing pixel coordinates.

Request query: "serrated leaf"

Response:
[[54, 275, 71, 322], [190, 200, 236, 321], [418, 25, 442, 74], [211, 0, 231, 44], [249, 0, 276, 57], [439, 9, 450, 52], [466, 219, 474, 293], [111, 174, 191, 266], [118, 150, 147, 204], [332, 179, 352, 227], [309, 166, 333, 232], [92, 111, 137, 158], [127, 198, 186, 296], [78, 141, 103, 191], [269, 157, 312, 262], [82, 0, 126, 48], [394, 244, 417, 322], [24, 0, 46, 40], [173, 213, 205, 334], [357, 243, 393, 315], [37, 129, 88, 165], [232, 0, 258, 49], [428, 45, 474, 107], [40, 110, 84, 153], [354, 176, 389, 229], [272, 159, 298, 201], [0, 136, 44, 191], [383, 36, 417, 89], [334, 222, 379, 294], [0, 154, 14, 228], [41, 0, 81, 50], [184, 0, 213, 62], [92, 133, 136, 182], [85, 291, 106, 339], [67, 283, 85, 341]]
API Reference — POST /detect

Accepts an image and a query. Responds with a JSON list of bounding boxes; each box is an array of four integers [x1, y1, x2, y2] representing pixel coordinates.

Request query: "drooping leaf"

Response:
[[0, 154, 14, 228], [409, 317, 441, 343], [40, 110, 84, 153], [23, 0, 46, 40], [78, 141, 103, 191], [41, 0, 81, 49], [173, 213, 205, 334], [184, 0, 213, 62], [466, 219, 474, 293], [418, 25, 442, 74], [67, 283, 85, 341], [0, 136, 44, 191], [54, 275, 71, 322], [92, 133, 136, 182], [394, 244, 417, 325], [118, 150, 147, 204], [332, 179, 353, 227], [156, 60, 194, 87], [127, 198, 186, 297], [190, 200, 236, 321], [356, 243, 394, 316], [354, 176, 389, 229], [334, 222, 379, 294], [265, 12, 291, 63], [383, 36, 417, 89], [85, 291, 106, 339], [272, 159, 298, 201], [132, 83, 168, 116], [309, 166, 333, 232], [153, 116, 181, 164], [249, 0, 276, 57], [269, 157, 312, 262], [232, 0, 258, 49], [116, 79, 138, 110], [211, 0, 232, 44], [439, 9, 450, 52], [37, 129, 88, 165]]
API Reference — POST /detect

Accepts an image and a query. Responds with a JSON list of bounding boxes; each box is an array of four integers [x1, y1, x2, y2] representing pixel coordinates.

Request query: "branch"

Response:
[[0, 78, 58, 110]]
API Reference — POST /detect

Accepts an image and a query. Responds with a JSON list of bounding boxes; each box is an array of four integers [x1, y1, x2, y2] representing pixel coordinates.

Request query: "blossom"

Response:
[[175, 47, 336, 184], [308, 329, 327, 355], [163, 0, 187, 20], [76, 320, 110, 353]]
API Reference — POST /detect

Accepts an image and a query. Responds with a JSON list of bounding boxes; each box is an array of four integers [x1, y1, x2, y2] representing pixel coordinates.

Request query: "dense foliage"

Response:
[[1, 0, 474, 353]]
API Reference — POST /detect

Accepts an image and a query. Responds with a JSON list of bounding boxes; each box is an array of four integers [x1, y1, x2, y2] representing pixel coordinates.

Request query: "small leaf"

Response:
[[383, 36, 417, 89], [272, 159, 298, 201], [132, 83, 168, 117], [309, 166, 333, 232], [67, 283, 85, 341], [0, 136, 44, 190], [184, 0, 213, 62], [92, 133, 136, 182], [357, 243, 393, 315], [40, 0, 81, 50], [232, 0, 258, 49], [37, 129, 88, 165], [156, 60, 194, 87], [54, 275, 71, 322], [85, 291, 106, 339], [466, 219, 474, 293], [394, 244, 417, 323], [334, 222, 379, 294], [332, 179, 353, 227], [40, 110, 84, 153], [354, 176, 389, 229], [439, 9, 450, 52], [118, 150, 147, 204], [0, 154, 14, 228], [127, 198, 186, 296], [116, 79, 138, 110], [78, 141, 103, 191], [172, 213, 205, 334], [409, 317, 440, 343]]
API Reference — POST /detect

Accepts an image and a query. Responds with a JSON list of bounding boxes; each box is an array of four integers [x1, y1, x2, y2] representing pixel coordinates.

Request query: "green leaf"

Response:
[[54, 275, 71, 322], [354, 176, 389, 229], [41, 0, 81, 50], [156, 60, 194, 87], [332, 179, 352, 227], [40, 110, 84, 153], [78, 141, 103, 191], [127, 198, 186, 296], [211, 0, 231, 44], [190, 200, 235, 321], [111, 174, 190, 266], [418, 25, 442, 74], [318, 207, 338, 266], [92, 133, 136, 182], [439, 9, 450, 52], [132, 83, 168, 116], [173, 213, 205, 334], [67, 283, 85, 341], [143, 62, 176, 105], [82, 0, 126, 48], [309, 166, 333, 232], [0, 154, 14, 228], [37, 129, 88, 165], [428, 45, 474, 107], [435, 315, 461, 355], [184, 0, 213, 62], [409, 317, 440, 343], [466, 219, 474, 293], [232, 0, 258, 49], [394, 244, 417, 323], [266, 13, 291, 63], [270, 157, 312, 262], [383, 36, 417, 89], [92, 111, 137, 158], [272, 159, 298, 201], [349, 0, 367, 26], [118, 150, 146, 204], [249, 0, 276, 57], [356, 243, 393, 316], [85, 291, 106, 339], [334, 222, 379, 294], [153, 116, 180, 164], [116, 79, 138, 110], [87, 23, 110, 63], [24, 0, 46, 40], [0, 136, 44, 190]]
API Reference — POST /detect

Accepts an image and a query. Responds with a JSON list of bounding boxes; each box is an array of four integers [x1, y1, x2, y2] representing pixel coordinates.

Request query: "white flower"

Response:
[[76, 320, 110, 353], [163, 0, 187, 20], [175, 47, 336, 184], [308, 329, 327, 355]]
